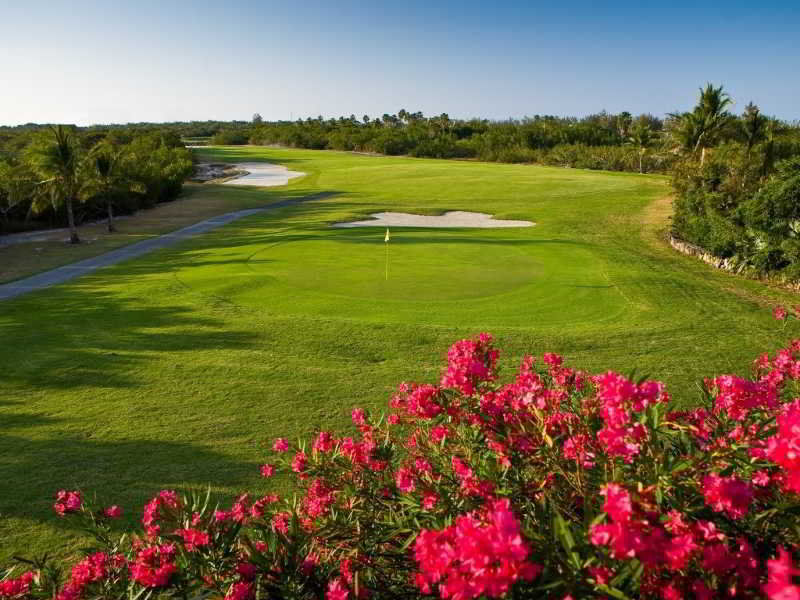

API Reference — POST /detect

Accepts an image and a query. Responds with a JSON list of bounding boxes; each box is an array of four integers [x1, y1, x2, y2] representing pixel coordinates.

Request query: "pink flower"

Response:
[[301, 552, 319, 575], [422, 491, 439, 510], [765, 400, 800, 493], [141, 491, 181, 537], [440, 334, 499, 396], [260, 464, 275, 478], [272, 512, 290, 534], [0, 571, 35, 598], [313, 431, 335, 453], [53, 490, 83, 516], [236, 562, 258, 580], [103, 505, 122, 519], [175, 528, 211, 552], [130, 544, 176, 587], [272, 438, 289, 452], [351, 408, 366, 426], [431, 425, 450, 443], [588, 566, 613, 585], [413, 498, 541, 599], [763, 547, 800, 599], [327, 577, 350, 600], [302, 479, 335, 518], [292, 451, 308, 474], [600, 484, 632, 523], [702, 473, 754, 519], [225, 582, 252, 600], [395, 467, 416, 493], [214, 510, 231, 522], [774, 306, 789, 320]]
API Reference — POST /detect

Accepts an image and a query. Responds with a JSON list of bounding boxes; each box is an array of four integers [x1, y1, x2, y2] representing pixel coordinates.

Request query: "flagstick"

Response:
[[384, 227, 390, 281]]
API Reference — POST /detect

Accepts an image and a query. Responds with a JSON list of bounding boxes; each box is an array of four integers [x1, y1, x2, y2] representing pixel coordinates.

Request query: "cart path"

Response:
[[0, 193, 324, 301]]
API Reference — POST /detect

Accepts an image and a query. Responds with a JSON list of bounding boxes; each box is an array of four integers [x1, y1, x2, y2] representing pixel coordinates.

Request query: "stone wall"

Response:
[[668, 236, 748, 274], [669, 235, 800, 292]]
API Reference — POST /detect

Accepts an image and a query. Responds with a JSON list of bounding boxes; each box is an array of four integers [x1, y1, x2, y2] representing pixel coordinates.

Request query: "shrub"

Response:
[[5, 328, 800, 599], [211, 130, 250, 145]]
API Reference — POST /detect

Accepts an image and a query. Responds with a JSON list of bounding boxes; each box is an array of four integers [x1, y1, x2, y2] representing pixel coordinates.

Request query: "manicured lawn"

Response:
[[1, 147, 797, 563]]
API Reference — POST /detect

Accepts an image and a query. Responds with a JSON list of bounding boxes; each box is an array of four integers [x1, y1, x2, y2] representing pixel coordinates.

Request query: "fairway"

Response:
[[1, 146, 798, 562]]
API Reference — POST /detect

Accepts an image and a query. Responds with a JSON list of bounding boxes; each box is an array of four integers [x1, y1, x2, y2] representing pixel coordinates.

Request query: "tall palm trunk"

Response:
[[107, 199, 116, 233], [65, 195, 80, 244], [639, 149, 644, 174]]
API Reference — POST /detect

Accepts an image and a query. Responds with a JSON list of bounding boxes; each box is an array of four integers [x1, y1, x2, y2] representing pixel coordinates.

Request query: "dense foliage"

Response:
[[0, 125, 193, 237], [5, 324, 800, 599], [243, 110, 678, 174], [669, 86, 800, 280]]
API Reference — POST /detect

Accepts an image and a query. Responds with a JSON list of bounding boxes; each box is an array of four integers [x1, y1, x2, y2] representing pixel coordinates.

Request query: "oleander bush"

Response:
[[4, 322, 800, 599]]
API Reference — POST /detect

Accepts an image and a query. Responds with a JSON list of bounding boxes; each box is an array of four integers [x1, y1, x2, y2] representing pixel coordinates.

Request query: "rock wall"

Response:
[[669, 235, 800, 292], [668, 236, 748, 274]]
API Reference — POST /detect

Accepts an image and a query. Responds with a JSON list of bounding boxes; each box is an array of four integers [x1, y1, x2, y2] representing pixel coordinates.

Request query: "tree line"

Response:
[[0, 125, 193, 240], [2, 85, 799, 278]]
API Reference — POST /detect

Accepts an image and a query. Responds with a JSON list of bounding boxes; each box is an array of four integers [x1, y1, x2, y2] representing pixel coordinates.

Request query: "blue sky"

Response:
[[1, 0, 798, 125]]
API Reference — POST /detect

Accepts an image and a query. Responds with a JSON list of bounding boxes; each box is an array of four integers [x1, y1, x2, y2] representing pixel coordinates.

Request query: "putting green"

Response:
[[176, 226, 624, 327]]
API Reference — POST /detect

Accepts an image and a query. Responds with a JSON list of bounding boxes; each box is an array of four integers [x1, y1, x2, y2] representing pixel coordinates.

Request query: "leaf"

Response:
[[595, 584, 634, 600]]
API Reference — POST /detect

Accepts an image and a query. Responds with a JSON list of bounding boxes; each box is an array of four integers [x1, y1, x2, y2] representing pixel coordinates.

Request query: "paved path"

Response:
[[0, 195, 313, 301]]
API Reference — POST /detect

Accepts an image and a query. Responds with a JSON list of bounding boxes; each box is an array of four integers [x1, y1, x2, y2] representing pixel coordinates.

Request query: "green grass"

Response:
[[1, 146, 798, 563]]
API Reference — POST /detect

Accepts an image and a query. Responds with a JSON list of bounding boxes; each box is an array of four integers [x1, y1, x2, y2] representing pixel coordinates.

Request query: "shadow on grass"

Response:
[[0, 431, 260, 533], [0, 283, 261, 390]]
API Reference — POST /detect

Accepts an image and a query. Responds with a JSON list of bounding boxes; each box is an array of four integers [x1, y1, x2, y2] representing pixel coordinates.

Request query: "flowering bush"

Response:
[[4, 332, 800, 599]]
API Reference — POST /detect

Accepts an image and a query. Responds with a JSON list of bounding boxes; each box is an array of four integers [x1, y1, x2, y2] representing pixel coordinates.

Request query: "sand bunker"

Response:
[[221, 162, 305, 187], [332, 211, 534, 229]]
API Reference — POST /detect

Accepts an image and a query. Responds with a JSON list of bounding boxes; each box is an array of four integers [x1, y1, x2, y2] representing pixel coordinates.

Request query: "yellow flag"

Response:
[[384, 228, 390, 243]]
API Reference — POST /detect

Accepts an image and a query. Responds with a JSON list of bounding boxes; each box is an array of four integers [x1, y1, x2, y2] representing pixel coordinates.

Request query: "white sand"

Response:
[[223, 162, 305, 187], [332, 211, 534, 229]]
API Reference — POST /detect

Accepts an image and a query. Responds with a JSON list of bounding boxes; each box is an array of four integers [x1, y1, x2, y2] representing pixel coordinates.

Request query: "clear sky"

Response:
[[1, 0, 798, 125]]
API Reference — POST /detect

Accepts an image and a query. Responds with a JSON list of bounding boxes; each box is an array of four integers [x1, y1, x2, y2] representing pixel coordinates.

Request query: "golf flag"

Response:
[[384, 228, 390, 243]]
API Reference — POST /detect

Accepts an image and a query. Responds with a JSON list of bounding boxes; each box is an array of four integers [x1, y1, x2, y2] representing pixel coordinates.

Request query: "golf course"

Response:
[[0, 146, 797, 562]]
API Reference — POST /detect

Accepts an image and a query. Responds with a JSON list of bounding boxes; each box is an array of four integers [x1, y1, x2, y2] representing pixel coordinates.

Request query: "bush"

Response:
[[211, 130, 250, 145], [5, 329, 800, 599]]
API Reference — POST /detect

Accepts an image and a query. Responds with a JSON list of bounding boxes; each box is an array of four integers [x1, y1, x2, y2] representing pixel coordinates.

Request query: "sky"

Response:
[[1, 0, 798, 126]]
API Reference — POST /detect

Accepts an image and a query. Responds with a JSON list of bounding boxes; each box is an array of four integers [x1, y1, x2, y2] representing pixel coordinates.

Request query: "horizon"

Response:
[[1, 0, 798, 126]]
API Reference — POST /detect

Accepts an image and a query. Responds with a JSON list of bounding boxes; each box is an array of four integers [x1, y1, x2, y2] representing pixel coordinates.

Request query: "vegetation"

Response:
[[669, 86, 800, 281], [0, 126, 193, 236], [2, 146, 799, 567], [5, 331, 800, 598]]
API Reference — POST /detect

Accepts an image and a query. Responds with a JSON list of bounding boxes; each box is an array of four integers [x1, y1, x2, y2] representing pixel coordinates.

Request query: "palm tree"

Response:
[[616, 112, 633, 139], [693, 83, 734, 164], [669, 84, 733, 165], [741, 102, 767, 155], [84, 145, 125, 232], [626, 121, 655, 174], [31, 126, 83, 243]]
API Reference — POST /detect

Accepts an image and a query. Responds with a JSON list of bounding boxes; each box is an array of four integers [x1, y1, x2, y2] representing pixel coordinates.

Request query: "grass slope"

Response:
[[1, 147, 797, 562]]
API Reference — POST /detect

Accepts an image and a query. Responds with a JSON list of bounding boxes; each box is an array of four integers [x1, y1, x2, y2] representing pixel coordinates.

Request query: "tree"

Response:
[[693, 83, 734, 164], [30, 125, 83, 244], [669, 84, 733, 165], [626, 121, 655, 173], [616, 111, 633, 139], [0, 161, 35, 228], [252, 113, 263, 124], [741, 102, 767, 155], [83, 144, 130, 232]]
